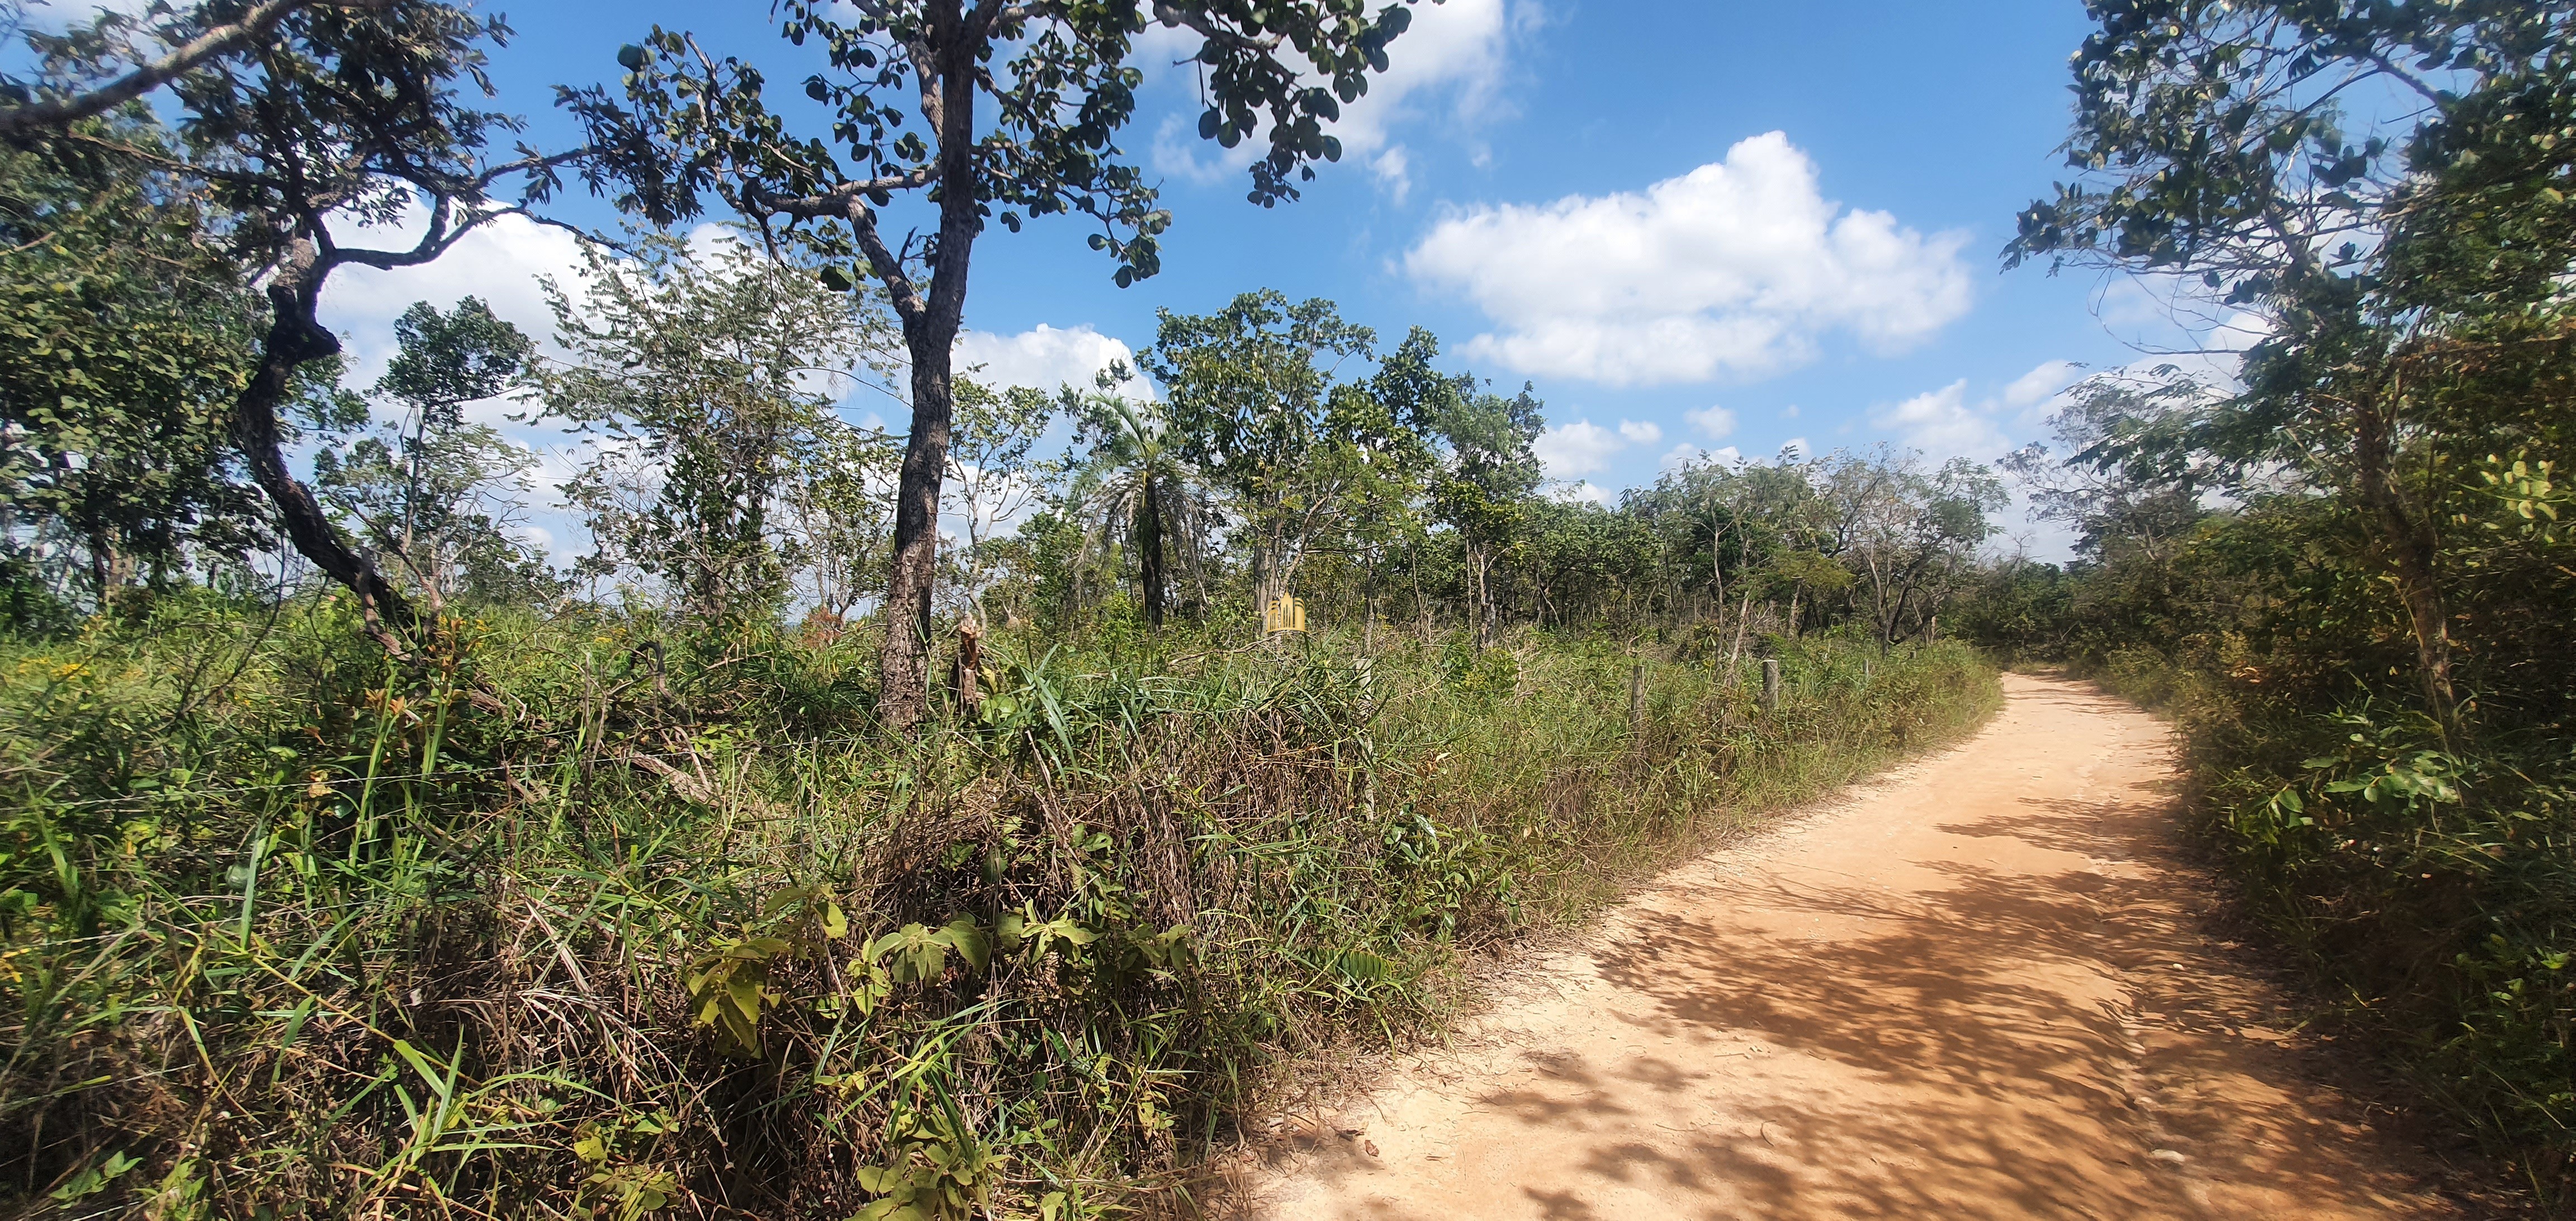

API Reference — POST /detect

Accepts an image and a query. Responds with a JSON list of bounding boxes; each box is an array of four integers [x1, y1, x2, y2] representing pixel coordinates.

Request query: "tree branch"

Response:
[[1150, 2, 1282, 53], [850, 205, 926, 328], [746, 165, 939, 220], [2362, 49, 2447, 108], [470, 144, 596, 192], [0, 0, 352, 138]]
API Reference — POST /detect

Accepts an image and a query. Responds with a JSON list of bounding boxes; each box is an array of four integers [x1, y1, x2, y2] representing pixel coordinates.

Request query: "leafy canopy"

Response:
[[566, 0, 1431, 287]]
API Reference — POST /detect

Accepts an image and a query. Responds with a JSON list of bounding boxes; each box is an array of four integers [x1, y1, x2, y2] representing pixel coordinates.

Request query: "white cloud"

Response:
[[1149, 0, 1526, 196], [1549, 480, 1615, 507], [1779, 437, 1811, 461], [1685, 405, 1737, 439], [954, 324, 1150, 399], [1371, 146, 1414, 205], [1780, 404, 1801, 419], [1532, 420, 1622, 477], [2003, 359, 2083, 409], [1869, 379, 2010, 459], [1532, 417, 1660, 477], [1404, 132, 1973, 386]]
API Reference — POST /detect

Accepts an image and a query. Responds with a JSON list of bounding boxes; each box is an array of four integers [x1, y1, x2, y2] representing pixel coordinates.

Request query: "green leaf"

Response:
[[48, 1150, 140, 1202], [389, 1039, 453, 1101], [941, 917, 990, 972], [1337, 949, 1391, 983]]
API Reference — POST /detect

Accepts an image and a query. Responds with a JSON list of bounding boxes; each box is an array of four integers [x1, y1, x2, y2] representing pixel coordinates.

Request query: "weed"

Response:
[[0, 602, 1995, 1216]]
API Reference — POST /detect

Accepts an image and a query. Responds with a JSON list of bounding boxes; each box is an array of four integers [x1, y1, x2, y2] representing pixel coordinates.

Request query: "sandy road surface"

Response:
[[1244, 674, 2463, 1220]]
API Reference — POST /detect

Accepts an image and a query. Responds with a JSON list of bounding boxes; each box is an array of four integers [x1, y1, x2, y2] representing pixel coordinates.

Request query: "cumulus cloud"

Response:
[[1533, 417, 1660, 477], [1869, 380, 2011, 459], [1532, 420, 1622, 477], [1404, 131, 1974, 386], [955, 324, 1152, 399], [1370, 146, 1414, 204], [2003, 359, 2084, 409]]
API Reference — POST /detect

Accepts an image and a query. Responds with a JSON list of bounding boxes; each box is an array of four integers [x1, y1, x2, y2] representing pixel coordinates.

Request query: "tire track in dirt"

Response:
[[1238, 673, 2471, 1219]]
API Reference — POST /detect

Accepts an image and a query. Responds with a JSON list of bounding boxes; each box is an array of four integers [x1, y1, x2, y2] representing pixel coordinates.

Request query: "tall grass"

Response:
[[0, 591, 1996, 1218]]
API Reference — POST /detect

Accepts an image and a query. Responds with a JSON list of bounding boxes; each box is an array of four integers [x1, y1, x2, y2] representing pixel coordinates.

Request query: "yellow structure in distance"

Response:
[[1262, 593, 1308, 635]]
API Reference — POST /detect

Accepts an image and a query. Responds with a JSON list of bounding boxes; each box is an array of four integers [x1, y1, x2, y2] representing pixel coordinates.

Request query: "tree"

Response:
[[1817, 451, 2004, 648], [1144, 290, 1379, 609], [944, 380, 1062, 624], [785, 420, 906, 624], [2006, 0, 2576, 728], [314, 299, 546, 610], [10, 1, 585, 649], [1415, 365, 1542, 645], [1521, 497, 1659, 630], [0, 0, 334, 136], [1067, 385, 1208, 630], [563, 0, 1432, 729], [0, 115, 265, 608], [538, 236, 900, 632], [2003, 376, 2215, 577]]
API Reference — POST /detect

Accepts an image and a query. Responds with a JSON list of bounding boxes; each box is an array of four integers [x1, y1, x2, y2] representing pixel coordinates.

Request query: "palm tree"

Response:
[[1069, 388, 1209, 628]]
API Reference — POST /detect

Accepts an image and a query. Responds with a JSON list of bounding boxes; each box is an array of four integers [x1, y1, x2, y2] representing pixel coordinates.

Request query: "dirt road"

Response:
[[1246, 674, 2464, 1220]]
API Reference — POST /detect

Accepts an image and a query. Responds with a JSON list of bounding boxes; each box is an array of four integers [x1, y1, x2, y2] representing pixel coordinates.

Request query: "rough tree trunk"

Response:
[[1138, 470, 1164, 628], [233, 243, 416, 647], [879, 340, 954, 728], [2352, 390, 2459, 732], [874, 7, 981, 733]]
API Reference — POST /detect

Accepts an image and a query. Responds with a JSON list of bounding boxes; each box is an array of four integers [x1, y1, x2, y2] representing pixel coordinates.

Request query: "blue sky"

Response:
[[263, 1, 2196, 557]]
